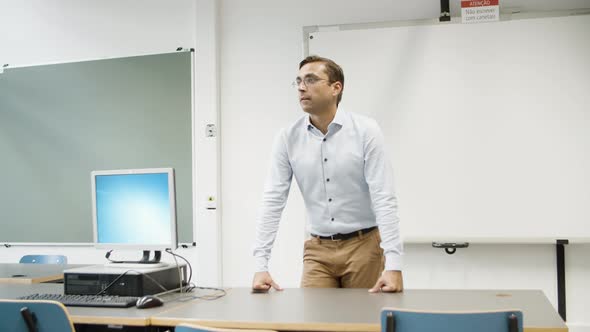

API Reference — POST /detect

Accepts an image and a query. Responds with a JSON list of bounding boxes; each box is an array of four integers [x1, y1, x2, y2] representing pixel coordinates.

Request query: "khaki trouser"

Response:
[[301, 228, 384, 288]]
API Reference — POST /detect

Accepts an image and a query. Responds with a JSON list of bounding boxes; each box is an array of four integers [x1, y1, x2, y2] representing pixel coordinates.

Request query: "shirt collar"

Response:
[[331, 108, 346, 127], [305, 114, 313, 129], [305, 108, 347, 131]]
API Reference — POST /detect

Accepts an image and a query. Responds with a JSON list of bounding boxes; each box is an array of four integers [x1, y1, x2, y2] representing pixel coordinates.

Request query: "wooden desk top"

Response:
[[0, 263, 88, 284], [151, 288, 567, 332]]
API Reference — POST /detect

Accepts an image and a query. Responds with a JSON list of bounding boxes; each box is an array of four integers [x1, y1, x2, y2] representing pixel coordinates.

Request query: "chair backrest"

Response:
[[176, 323, 277, 332], [19, 255, 68, 264], [381, 308, 523, 332], [0, 300, 75, 332]]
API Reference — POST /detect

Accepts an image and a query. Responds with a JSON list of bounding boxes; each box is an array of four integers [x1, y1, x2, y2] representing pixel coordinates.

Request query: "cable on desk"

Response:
[[95, 269, 168, 296], [167, 286, 227, 303], [165, 248, 193, 286], [168, 249, 184, 294]]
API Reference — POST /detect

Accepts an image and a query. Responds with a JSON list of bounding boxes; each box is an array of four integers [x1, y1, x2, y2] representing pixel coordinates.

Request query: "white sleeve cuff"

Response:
[[384, 252, 403, 271], [254, 255, 269, 272]]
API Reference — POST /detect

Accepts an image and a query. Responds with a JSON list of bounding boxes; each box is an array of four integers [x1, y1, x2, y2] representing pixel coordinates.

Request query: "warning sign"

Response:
[[462, 0, 500, 23]]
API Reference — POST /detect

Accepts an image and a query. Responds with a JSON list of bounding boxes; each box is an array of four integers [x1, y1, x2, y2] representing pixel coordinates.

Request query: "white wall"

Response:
[[219, 0, 590, 329], [0, 0, 222, 286], [1, 0, 589, 330], [0, 0, 195, 65]]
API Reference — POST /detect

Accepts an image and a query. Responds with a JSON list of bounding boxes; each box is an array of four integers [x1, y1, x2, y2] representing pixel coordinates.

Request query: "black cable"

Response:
[[95, 270, 132, 296], [94, 269, 168, 296], [100, 250, 192, 296], [166, 249, 192, 283], [98, 250, 206, 299], [165, 249, 192, 286], [170, 250, 183, 293]]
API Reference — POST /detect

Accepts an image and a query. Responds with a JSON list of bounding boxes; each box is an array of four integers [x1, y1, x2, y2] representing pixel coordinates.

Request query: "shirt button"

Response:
[[324, 158, 328, 162], [323, 138, 327, 142], [331, 218, 335, 221], [326, 178, 330, 182], [328, 198, 332, 202]]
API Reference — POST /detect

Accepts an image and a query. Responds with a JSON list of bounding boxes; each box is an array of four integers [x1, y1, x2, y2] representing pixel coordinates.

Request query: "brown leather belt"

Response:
[[311, 226, 377, 241]]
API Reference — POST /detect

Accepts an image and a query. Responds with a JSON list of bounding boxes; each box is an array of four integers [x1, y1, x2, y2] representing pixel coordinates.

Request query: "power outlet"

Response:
[[206, 124, 216, 138]]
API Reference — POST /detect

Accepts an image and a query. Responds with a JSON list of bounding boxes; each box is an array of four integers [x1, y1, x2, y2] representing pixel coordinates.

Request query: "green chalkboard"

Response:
[[0, 51, 193, 244]]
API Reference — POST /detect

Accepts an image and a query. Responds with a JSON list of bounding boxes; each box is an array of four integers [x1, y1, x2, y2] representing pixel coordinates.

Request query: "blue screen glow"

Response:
[[95, 173, 172, 245]]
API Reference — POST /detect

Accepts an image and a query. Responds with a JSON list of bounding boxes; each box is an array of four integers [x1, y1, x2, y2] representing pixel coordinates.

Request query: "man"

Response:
[[252, 55, 403, 292]]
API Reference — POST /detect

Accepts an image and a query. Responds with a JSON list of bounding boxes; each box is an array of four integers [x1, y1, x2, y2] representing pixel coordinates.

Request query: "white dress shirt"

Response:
[[253, 109, 403, 272]]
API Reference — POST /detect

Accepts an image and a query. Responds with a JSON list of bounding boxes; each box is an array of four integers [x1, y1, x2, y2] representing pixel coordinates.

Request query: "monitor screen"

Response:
[[91, 168, 177, 250]]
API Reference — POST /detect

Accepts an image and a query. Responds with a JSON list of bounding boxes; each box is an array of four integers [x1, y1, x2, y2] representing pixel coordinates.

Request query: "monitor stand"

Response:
[[104, 250, 169, 269]]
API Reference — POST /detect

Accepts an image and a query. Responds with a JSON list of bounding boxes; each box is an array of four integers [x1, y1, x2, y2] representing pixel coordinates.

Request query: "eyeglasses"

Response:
[[291, 76, 329, 88]]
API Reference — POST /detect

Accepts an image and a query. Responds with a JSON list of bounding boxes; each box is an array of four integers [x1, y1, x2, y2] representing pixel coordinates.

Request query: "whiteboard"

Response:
[[308, 14, 590, 243]]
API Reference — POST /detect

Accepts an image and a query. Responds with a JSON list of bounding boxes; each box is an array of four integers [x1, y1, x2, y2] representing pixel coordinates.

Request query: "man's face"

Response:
[[296, 62, 341, 114]]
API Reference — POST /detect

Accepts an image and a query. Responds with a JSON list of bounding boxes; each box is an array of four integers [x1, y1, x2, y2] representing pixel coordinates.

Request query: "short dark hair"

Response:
[[299, 55, 344, 105]]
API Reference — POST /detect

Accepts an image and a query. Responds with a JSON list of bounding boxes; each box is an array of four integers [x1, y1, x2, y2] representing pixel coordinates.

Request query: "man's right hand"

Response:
[[252, 271, 283, 292]]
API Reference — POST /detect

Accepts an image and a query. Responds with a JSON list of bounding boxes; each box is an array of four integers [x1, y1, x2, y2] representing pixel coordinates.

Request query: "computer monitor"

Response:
[[91, 168, 178, 263]]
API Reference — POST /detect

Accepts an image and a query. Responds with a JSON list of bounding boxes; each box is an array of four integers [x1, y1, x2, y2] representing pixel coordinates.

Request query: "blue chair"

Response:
[[381, 308, 523, 332], [0, 299, 75, 332], [176, 323, 277, 332], [19, 255, 68, 264]]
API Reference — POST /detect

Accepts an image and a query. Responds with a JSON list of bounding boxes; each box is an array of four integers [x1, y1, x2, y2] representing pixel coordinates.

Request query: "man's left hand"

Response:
[[369, 270, 403, 293]]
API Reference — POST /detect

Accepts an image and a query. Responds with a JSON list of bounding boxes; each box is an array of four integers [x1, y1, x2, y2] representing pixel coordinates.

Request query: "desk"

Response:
[[0, 285, 568, 331], [0, 263, 88, 283], [0, 283, 203, 327], [151, 288, 568, 332]]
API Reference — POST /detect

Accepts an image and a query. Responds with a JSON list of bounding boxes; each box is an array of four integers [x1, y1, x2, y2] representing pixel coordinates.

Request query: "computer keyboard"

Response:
[[18, 293, 139, 308]]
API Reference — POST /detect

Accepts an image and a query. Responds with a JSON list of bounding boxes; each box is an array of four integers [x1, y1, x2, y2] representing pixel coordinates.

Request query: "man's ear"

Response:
[[332, 81, 343, 97]]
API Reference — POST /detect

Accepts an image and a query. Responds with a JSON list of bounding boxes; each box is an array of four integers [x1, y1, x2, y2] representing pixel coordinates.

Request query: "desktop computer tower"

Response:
[[64, 264, 186, 297]]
